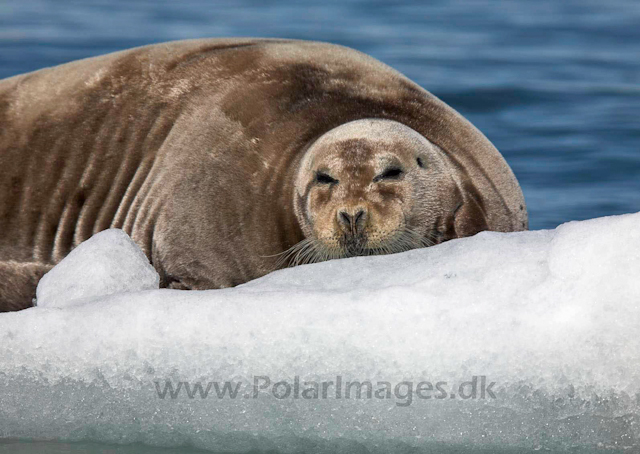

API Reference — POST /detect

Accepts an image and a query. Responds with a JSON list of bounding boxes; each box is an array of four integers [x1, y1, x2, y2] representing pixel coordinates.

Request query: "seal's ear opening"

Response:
[[453, 185, 489, 238]]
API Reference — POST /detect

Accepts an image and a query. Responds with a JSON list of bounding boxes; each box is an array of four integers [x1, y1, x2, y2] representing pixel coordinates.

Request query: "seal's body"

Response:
[[0, 39, 527, 311]]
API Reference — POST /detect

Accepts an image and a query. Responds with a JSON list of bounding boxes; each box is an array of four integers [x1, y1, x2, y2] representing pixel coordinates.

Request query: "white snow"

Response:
[[1, 213, 640, 452], [35, 228, 160, 308]]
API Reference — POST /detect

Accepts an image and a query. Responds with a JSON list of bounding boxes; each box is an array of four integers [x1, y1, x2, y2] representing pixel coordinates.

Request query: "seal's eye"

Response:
[[374, 167, 403, 182], [416, 157, 425, 168], [315, 171, 338, 185]]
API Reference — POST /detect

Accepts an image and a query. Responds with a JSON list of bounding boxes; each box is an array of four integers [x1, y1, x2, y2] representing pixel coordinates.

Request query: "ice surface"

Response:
[[1, 214, 640, 452], [36, 229, 160, 308]]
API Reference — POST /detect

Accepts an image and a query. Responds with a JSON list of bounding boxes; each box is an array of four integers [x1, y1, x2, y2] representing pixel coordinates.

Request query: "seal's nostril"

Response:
[[339, 211, 352, 228], [338, 209, 367, 234], [353, 209, 367, 234]]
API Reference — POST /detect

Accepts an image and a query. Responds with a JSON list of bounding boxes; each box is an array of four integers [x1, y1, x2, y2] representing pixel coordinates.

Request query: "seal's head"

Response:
[[291, 119, 484, 265]]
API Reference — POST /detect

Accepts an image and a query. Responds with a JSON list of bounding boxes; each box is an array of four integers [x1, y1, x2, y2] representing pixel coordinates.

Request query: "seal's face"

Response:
[[292, 119, 460, 265]]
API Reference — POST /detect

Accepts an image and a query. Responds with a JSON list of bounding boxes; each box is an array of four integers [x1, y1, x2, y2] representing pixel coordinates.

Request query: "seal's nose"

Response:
[[337, 208, 367, 235]]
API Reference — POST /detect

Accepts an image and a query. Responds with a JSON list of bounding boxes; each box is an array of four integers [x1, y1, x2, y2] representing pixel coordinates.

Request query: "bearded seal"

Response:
[[0, 38, 527, 311]]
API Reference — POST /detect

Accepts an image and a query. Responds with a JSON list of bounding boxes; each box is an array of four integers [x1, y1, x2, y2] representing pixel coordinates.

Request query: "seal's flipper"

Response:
[[453, 194, 489, 238], [0, 261, 52, 312]]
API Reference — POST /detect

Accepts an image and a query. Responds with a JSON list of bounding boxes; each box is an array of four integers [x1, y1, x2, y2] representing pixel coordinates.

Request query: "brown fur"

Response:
[[0, 262, 53, 311], [0, 38, 527, 311]]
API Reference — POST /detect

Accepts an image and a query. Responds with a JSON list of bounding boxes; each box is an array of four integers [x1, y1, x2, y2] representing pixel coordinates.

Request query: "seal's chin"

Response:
[[340, 233, 369, 257], [328, 226, 436, 260], [275, 227, 436, 268]]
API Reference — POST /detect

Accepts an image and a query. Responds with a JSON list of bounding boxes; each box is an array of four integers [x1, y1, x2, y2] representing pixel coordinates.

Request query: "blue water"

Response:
[[1, 0, 640, 229]]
